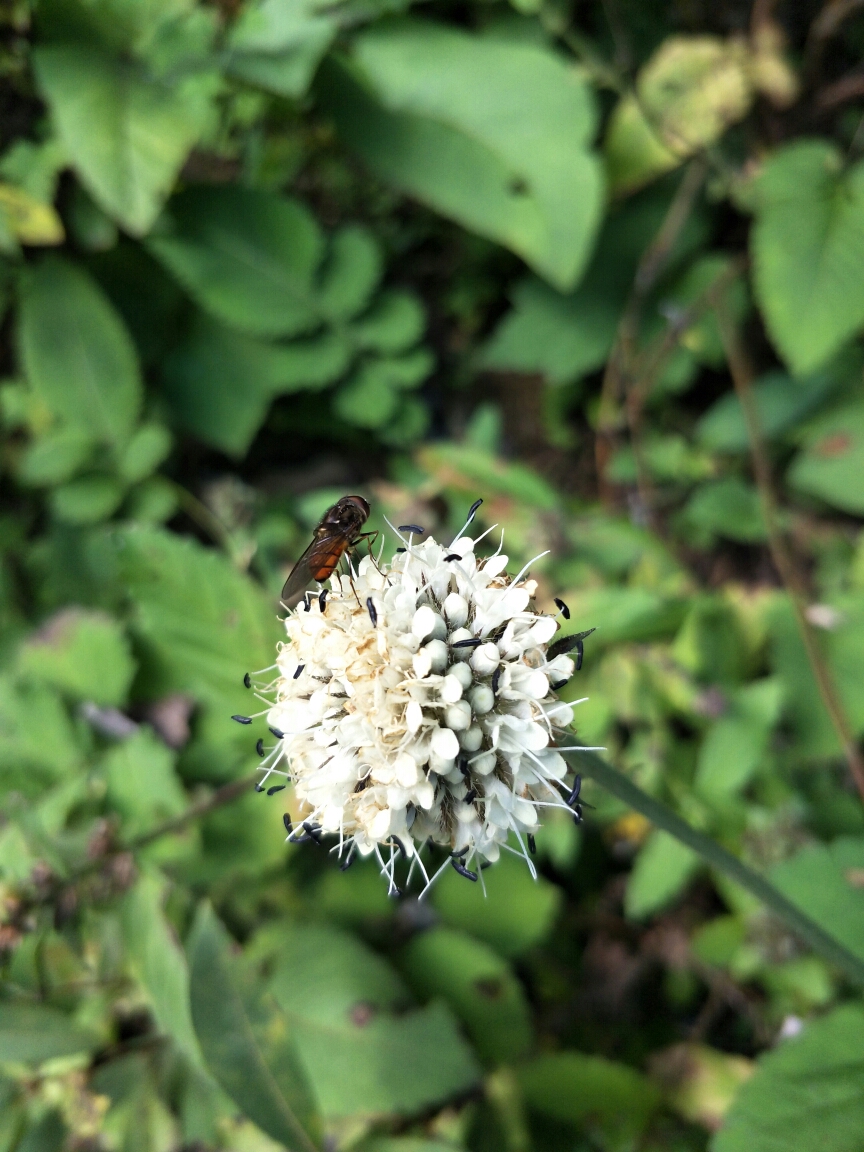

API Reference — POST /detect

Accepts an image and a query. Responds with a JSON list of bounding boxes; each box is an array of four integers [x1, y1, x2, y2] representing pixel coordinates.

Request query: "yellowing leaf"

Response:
[[0, 182, 64, 245]]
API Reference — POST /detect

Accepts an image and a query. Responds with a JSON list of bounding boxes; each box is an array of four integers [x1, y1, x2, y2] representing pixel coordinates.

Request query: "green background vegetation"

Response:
[[2, 0, 864, 1149]]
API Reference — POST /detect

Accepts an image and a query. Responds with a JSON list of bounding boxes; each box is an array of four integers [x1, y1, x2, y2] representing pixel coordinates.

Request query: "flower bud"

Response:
[[470, 642, 499, 676], [444, 701, 472, 731]]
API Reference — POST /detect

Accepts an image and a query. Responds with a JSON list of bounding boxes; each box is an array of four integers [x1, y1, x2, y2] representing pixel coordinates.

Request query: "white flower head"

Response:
[[250, 510, 599, 896]]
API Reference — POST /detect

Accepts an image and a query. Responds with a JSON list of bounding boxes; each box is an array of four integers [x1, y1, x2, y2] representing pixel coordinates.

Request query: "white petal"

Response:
[[440, 674, 464, 704], [430, 725, 460, 759], [412, 605, 437, 640], [406, 700, 423, 733]]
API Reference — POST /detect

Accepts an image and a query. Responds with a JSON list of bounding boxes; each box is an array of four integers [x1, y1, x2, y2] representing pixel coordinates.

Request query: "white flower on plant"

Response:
[[246, 505, 600, 896]]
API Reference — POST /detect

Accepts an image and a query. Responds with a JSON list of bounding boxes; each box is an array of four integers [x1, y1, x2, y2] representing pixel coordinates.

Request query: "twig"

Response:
[[596, 159, 707, 512], [127, 775, 259, 852], [712, 292, 864, 807]]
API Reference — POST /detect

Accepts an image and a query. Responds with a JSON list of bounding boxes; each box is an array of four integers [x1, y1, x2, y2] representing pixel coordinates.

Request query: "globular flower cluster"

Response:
[[252, 521, 596, 894]]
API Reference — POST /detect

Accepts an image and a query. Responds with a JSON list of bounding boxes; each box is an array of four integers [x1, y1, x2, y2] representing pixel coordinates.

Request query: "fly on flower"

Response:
[[281, 494, 372, 607]]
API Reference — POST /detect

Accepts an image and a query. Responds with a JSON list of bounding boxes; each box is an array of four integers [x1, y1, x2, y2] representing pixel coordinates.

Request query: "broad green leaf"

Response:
[[695, 678, 783, 801], [18, 258, 142, 446], [225, 0, 337, 98], [678, 478, 766, 546], [401, 927, 533, 1065], [518, 1051, 661, 1152], [17, 608, 135, 707], [149, 186, 323, 337], [117, 422, 172, 484], [787, 398, 864, 515], [0, 677, 82, 791], [606, 37, 753, 195], [188, 905, 321, 1150], [554, 586, 685, 647], [770, 836, 864, 965], [625, 830, 700, 919], [712, 1004, 864, 1152], [320, 21, 603, 291], [263, 921, 480, 1120], [163, 316, 350, 455], [418, 443, 559, 511], [16, 427, 95, 487], [102, 727, 186, 836], [49, 474, 126, 524], [121, 871, 205, 1063], [0, 182, 64, 245], [115, 524, 279, 706], [34, 45, 216, 235], [14, 1111, 66, 1152], [697, 366, 843, 452], [0, 1002, 97, 1064], [353, 290, 425, 354], [318, 224, 383, 322], [335, 351, 433, 429], [432, 852, 561, 958], [751, 140, 864, 374]]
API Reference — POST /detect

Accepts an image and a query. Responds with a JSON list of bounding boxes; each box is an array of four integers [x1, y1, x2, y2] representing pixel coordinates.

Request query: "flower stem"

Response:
[[568, 748, 864, 988]]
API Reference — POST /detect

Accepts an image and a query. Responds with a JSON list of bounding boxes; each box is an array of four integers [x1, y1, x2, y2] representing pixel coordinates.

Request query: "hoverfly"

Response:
[[281, 494, 372, 606]]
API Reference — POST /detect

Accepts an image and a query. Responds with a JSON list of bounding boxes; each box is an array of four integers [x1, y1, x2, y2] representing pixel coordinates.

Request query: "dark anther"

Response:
[[303, 821, 323, 844], [398, 524, 425, 534], [303, 593, 313, 612], [340, 849, 356, 871], [451, 858, 478, 882], [450, 845, 469, 858], [572, 806, 584, 826], [551, 679, 568, 691], [458, 758, 470, 779], [232, 715, 252, 725], [293, 664, 304, 679], [566, 775, 582, 807], [491, 668, 501, 695], [464, 789, 477, 805], [243, 672, 252, 689], [451, 637, 482, 648], [267, 784, 286, 796], [269, 726, 284, 739], [396, 547, 407, 553], [389, 886, 404, 898], [256, 739, 265, 757], [283, 814, 293, 835], [391, 836, 407, 860], [480, 861, 492, 870], [527, 833, 536, 855], [366, 597, 378, 627], [443, 553, 463, 562], [319, 589, 328, 612], [547, 628, 595, 667], [553, 597, 571, 620], [467, 498, 483, 522], [255, 783, 265, 792]]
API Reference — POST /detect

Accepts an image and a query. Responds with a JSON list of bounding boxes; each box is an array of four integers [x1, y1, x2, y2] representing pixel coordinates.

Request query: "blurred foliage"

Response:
[[1, 1, 864, 1151]]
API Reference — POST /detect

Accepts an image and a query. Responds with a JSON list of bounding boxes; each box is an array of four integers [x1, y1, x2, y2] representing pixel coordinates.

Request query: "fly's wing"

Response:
[[280, 535, 348, 606]]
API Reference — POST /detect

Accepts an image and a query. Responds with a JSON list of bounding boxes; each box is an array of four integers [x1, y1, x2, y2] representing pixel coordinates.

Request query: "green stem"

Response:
[[568, 749, 864, 988]]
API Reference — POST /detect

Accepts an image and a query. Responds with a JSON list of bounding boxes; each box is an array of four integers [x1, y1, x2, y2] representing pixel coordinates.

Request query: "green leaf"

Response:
[[188, 904, 321, 1151], [334, 351, 433, 429], [121, 871, 205, 1063], [34, 45, 216, 235], [678, 478, 766, 546], [0, 677, 82, 791], [625, 830, 701, 919], [751, 140, 864, 374], [697, 365, 843, 452], [225, 0, 337, 98], [432, 852, 561, 958], [0, 1002, 98, 1064], [517, 1051, 661, 1152], [318, 224, 383, 322], [115, 524, 280, 706], [770, 837, 864, 965], [49, 474, 126, 524], [149, 185, 323, 337], [352, 290, 425, 354], [400, 926, 533, 1065], [262, 921, 480, 1120], [712, 1004, 864, 1152], [102, 727, 186, 836], [17, 608, 135, 707], [695, 678, 783, 801], [18, 257, 142, 446], [163, 316, 351, 455], [418, 443, 559, 512], [787, 398, 864, 515], [320, 20, 603, 291], [16, 427, 95, 487], [117, 422, 172, 484]]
